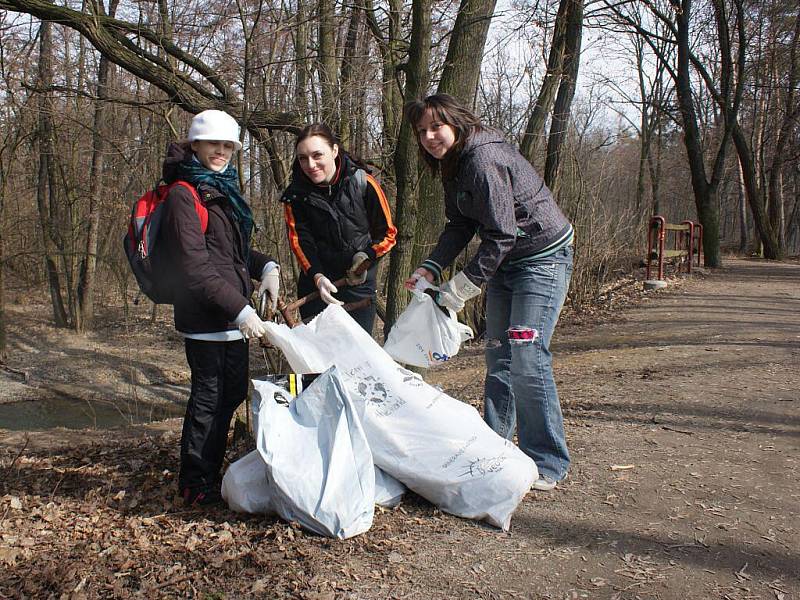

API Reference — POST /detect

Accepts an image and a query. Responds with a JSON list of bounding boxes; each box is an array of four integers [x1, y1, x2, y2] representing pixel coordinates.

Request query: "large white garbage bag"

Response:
[[223, 452, 405, 513], [244, 367, 375, 539], [263, 305, 537, 531], [221, 450, 273, 514], [383, 289, 473, 368]]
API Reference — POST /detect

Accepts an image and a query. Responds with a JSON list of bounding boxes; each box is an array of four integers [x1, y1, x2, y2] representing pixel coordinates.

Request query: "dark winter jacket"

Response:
[[422, 129, 572, 286], [160, 142, 271, 334], [281, 153, 396, 285]]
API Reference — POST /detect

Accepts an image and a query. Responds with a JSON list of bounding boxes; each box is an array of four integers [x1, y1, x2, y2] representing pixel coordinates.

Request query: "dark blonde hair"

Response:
[[403, 94, 483, 175]]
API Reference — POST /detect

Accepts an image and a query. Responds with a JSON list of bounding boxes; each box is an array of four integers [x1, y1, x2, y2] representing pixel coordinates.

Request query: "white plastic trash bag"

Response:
[[383, 290, 473, 368], [263, 305, 537, 531], [250, 367, 375, 539], [222, 450, 273, 514], [374, 466, 406, 508]]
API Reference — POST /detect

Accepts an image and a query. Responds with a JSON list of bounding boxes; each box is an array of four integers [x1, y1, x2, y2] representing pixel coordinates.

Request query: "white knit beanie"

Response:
[[188, 110, 243, 150]]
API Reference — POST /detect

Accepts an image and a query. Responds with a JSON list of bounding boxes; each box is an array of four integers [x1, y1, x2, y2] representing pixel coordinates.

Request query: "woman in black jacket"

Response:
[[282, 123, 396, 333], [403, 95, 574, 492], [161, 109, 280, 506]]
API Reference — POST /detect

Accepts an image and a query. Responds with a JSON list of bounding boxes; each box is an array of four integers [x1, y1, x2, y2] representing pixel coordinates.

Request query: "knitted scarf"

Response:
[[175, 159, 254, 243]]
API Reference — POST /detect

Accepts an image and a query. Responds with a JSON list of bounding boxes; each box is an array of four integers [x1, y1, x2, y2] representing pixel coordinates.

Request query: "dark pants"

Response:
[[179, 338, 249, 491]]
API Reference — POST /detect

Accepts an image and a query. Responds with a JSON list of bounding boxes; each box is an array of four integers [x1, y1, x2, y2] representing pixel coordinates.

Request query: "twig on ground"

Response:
[[3, 435, 30, 480], [661, 426, 694, 435]]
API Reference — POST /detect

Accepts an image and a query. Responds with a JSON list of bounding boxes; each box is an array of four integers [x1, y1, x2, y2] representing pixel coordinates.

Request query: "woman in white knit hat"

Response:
[[160, 109, 280, 507]]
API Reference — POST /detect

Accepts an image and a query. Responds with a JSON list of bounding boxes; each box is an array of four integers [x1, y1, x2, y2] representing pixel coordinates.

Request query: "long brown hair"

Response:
[[403, 94, 483, 176]]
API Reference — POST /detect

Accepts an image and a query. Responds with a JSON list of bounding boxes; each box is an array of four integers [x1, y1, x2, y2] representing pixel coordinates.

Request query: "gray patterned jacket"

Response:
[[422, 129, 572, 286]]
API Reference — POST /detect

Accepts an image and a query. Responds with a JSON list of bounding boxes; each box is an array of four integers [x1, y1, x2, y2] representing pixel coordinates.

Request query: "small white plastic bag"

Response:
[[383, 289, 473, 368]]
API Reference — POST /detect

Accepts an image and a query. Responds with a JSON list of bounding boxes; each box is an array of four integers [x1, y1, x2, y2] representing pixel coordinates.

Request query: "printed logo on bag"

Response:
[[345, 367, 406, 418], [429, 350, 451, 363], [459, 455, 508, 479], [441, 435, 478, 470], [396, 366, 424, 387]]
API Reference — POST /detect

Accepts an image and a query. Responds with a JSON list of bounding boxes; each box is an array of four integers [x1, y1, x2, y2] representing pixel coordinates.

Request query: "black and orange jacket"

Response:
[[281, 153, 396, 282]]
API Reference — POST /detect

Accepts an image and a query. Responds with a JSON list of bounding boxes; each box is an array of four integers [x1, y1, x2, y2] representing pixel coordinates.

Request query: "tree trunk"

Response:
[[673, 0, 723, 267], [732, 123, 781, 259], [364, 0, 403, 170], [520, 0, 570, 163], [35, 17, 68, 327], [543, 0, 584, 190], [438, 0, 498, 101], [0, 158, 5, 361], [737, 158, 748, 252], [384, 0, 432, 331], [76, 0, 118, 333], [294, 0, 310, 119], [339, 5, 363, 147], [317, 0, 337, 125]]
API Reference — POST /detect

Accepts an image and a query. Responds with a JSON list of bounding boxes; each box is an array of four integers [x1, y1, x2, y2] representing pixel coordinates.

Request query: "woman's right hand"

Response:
[[404, 267, 434, 291], [314, 274, 344, 305]]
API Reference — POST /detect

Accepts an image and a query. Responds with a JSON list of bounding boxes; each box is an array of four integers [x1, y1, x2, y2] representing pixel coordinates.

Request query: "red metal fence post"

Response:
[[646, 215, 666, 281], [693, 222, 703, 266], [681, 220, 694, 274]]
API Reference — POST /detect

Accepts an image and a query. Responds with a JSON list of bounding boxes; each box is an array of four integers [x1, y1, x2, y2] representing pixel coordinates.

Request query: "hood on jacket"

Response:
[[442, 128, 505, 181], [162, 141, 193, 184], [460, 128, 505, 155]]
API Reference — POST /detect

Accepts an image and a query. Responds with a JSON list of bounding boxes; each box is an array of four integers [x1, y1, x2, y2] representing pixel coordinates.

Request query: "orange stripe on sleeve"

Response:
[[283, 204, 311, 272], [366, 175, 397, 258]]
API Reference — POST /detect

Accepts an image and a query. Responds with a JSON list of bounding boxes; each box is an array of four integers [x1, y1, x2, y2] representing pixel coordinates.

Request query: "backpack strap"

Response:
[[170, 180, 208, 233], [354, 169, 367, 198]]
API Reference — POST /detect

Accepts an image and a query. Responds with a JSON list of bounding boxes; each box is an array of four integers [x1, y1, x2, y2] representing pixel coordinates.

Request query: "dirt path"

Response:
[[1, 257, 797, 599]]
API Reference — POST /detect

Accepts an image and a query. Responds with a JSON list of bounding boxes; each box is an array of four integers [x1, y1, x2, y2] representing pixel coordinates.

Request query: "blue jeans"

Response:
[[483, 245, 573, 480]]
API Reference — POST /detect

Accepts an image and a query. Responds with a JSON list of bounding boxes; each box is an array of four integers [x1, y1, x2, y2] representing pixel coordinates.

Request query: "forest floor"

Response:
[[0, 256, 798, 600]]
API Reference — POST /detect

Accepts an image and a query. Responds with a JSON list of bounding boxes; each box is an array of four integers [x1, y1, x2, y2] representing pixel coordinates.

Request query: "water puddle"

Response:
[[0, 397, 184, 431]]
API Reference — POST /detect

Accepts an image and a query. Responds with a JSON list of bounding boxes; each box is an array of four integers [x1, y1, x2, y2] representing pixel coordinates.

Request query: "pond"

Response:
[[0, 396, 184, 430]]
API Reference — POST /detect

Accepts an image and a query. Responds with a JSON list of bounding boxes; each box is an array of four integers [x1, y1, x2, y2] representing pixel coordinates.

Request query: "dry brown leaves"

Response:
[[0, 432, 434, 599]]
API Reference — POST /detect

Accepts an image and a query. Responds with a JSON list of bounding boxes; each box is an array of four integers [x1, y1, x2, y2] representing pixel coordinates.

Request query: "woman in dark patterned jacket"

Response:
[[403, 94, 574, 492], [282, 123, 396, 333]]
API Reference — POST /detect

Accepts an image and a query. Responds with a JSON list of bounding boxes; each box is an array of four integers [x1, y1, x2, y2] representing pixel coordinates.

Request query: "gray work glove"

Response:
[[258, 265, 280, 312], [345, 251, 370, 286], [314, 274, 344, 306], [436, 271, 481, 313]]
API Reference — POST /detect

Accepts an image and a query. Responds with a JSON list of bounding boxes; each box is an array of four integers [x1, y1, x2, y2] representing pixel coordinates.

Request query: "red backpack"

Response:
[[123, 180, 207, 304]]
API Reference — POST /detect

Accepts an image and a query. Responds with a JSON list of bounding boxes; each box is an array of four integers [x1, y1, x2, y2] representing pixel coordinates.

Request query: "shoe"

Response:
[[532, 475, 559, 491], [182, 485, 223, 507]]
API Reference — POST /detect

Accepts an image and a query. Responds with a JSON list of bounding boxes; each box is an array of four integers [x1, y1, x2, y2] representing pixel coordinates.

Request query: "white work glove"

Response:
[[314, 274, 344, 306], [345, 251, 370, 286], [404, 267, 434, 291], [436, 271, 481, 313], [258, 264, 280, 311], [237, 307, 268, 339]]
